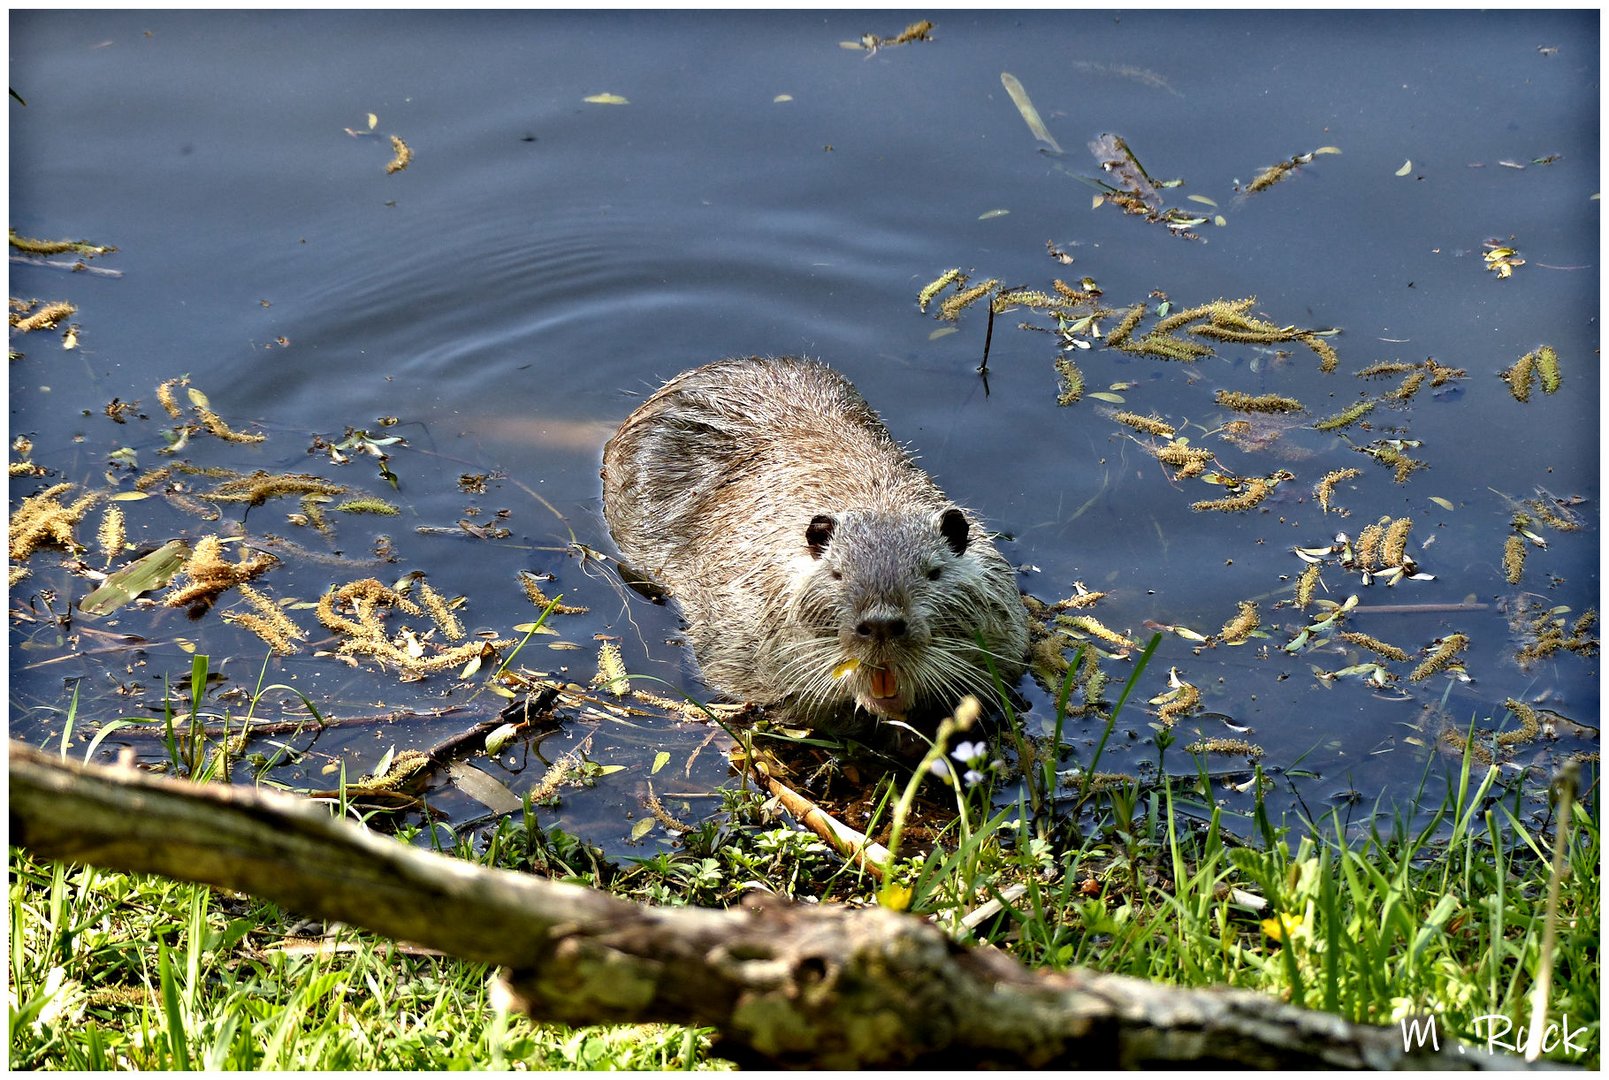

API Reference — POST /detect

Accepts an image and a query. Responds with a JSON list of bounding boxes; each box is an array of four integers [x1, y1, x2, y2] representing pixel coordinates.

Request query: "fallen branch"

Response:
[[8, 743, 1538, 1070]]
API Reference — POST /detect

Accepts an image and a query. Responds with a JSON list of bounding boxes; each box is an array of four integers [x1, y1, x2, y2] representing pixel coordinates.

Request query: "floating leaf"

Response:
[[928, 326, 959, 341], [978, 209, 1011, 220], [78, 539, 192, 617], [366, 112, 378, 130], [109, 491, 152, 502], [1212, 215, 1228, 227], [773, 94, 793, 103], [999, 72, 1063, 153], [1312, 146, 1343, 156], [1186, 194, 1218, 207], [1091, 194, 1106, 210], [1088, 391, 1126, 404], [583, 93, 629, 105], [1395, 160, 1413, 177], [448, 761, 523, 815], [630, 816, 657, 842], [1428, 496, 1456, 512], [651, 751, 670, 775]]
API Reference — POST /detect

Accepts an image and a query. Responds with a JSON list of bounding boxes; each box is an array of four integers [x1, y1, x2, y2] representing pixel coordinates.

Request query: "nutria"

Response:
[[600, 356, 1030, 733]]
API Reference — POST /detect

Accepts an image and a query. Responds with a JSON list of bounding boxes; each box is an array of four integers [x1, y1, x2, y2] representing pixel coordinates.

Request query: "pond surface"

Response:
[[9, 10, 1599, 854]]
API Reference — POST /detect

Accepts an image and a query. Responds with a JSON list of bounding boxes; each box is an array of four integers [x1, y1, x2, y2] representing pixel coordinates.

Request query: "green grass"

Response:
[[9, 653, 1599, 1069]]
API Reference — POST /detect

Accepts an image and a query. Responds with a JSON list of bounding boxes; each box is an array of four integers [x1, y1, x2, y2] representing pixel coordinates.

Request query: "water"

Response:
[[9, 9, 1599, 852]]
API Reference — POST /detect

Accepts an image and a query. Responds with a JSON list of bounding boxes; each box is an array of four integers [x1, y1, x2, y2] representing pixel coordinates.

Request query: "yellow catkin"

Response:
[[1051, 278, 1100, 304], [1314, 399, 1375, 432], [1535, 345, 1561, 393], [1355, 520, 1386, 570], [9, 483, 97, 561], [1503, 534, 1527, 584], [1218, 601, 1259, 645], [8, 230, 115, 257], [1339, 631, 1410, 663], [1245, 161, 1295, 193], [1382, 517, 1413, 567], [1570, 608, 1596, 639], [155, 377, 188, 418], [1192, 476, 1272, 513], [1184, 737, 1264, 759], [1424, 357, 1466, 386], [518, 570, 590, 615], [938, 279, 998, 321], [1295, 563, 1321, 609], [1215, 389, 1303, 414], [1409, 633, 1469, 682], [194, 402, 267, 444], [416, 580, 464, 641], [994, 289, 1059, 310], [1155, 680, 1202, 727], [1152, 302, 1222, 336], [96, 505, 126, 566], [1314, 467, 1361, 513], [1113, 411, 1176, 438], [1103, 301, 1147, 346], [1130, 332, 1213, 361], [385, 135, 413, 174], [1524, 498, 1581, 532], [594, 640, 630, 696], [334, 497, 400, 515], [1154, 442, 1213, 473], [1501, 351, 1536, 402], [1060, 614, 1137, 652], [1495, 698, 1541, 748], [1386, 369, 1425, 402], [1054, 354, 1084, 406], [917, 268, 963, 312], [1355, 361, 1418, 379], [9, 301, 76, 332], [1299, 332, 1339, 373]]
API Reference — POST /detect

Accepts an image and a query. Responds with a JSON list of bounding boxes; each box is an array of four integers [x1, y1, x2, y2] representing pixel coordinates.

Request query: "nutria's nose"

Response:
[[855, 615, 908, 642]]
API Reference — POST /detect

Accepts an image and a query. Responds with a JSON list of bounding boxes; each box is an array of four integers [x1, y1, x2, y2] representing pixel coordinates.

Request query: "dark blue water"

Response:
[[9, 10, 1599, 850]]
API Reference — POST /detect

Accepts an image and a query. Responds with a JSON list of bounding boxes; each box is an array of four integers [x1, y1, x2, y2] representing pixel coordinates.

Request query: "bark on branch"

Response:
[[7, 743, 1535, 1070]]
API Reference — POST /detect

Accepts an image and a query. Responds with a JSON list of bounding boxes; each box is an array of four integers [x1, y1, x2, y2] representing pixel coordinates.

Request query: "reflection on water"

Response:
[[9, 9, 1598, 852]]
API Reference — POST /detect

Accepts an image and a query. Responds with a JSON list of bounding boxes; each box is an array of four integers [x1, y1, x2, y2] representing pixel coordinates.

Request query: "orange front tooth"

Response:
[[871, 666, 898, 699]]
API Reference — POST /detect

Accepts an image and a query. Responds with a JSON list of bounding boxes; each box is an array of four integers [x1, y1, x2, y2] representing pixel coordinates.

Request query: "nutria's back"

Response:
[[601, 356, 1029, 732]]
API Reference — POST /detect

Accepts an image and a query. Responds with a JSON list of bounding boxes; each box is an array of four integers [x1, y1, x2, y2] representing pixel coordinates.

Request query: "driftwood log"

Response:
[[9, 742, 1530, 1070]]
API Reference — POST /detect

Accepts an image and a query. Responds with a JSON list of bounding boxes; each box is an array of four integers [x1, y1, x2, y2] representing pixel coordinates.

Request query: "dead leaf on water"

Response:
[[773, 94, 793, 103], [78, 538, 192, 617], [584, 93, 629, 105], [1000, 72, 1063, 153], [447, 761, 523, 815], [978, 209, 1010, 220], [1396, 160, 1413, 176], [1186, 194, 1218, 207]]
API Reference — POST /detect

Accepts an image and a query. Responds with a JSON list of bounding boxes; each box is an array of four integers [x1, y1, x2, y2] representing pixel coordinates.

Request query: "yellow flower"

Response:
[[1261, 912, 1303, 942]]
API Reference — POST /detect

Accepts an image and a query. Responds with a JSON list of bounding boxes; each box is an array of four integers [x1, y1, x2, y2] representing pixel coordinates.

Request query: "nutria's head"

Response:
[[774, 506, 1025, 723]]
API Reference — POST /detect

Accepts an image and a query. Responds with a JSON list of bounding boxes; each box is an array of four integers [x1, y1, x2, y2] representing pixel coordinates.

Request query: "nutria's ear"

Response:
[[938, 507, 970, 555], [806, 514, 836, 558]]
